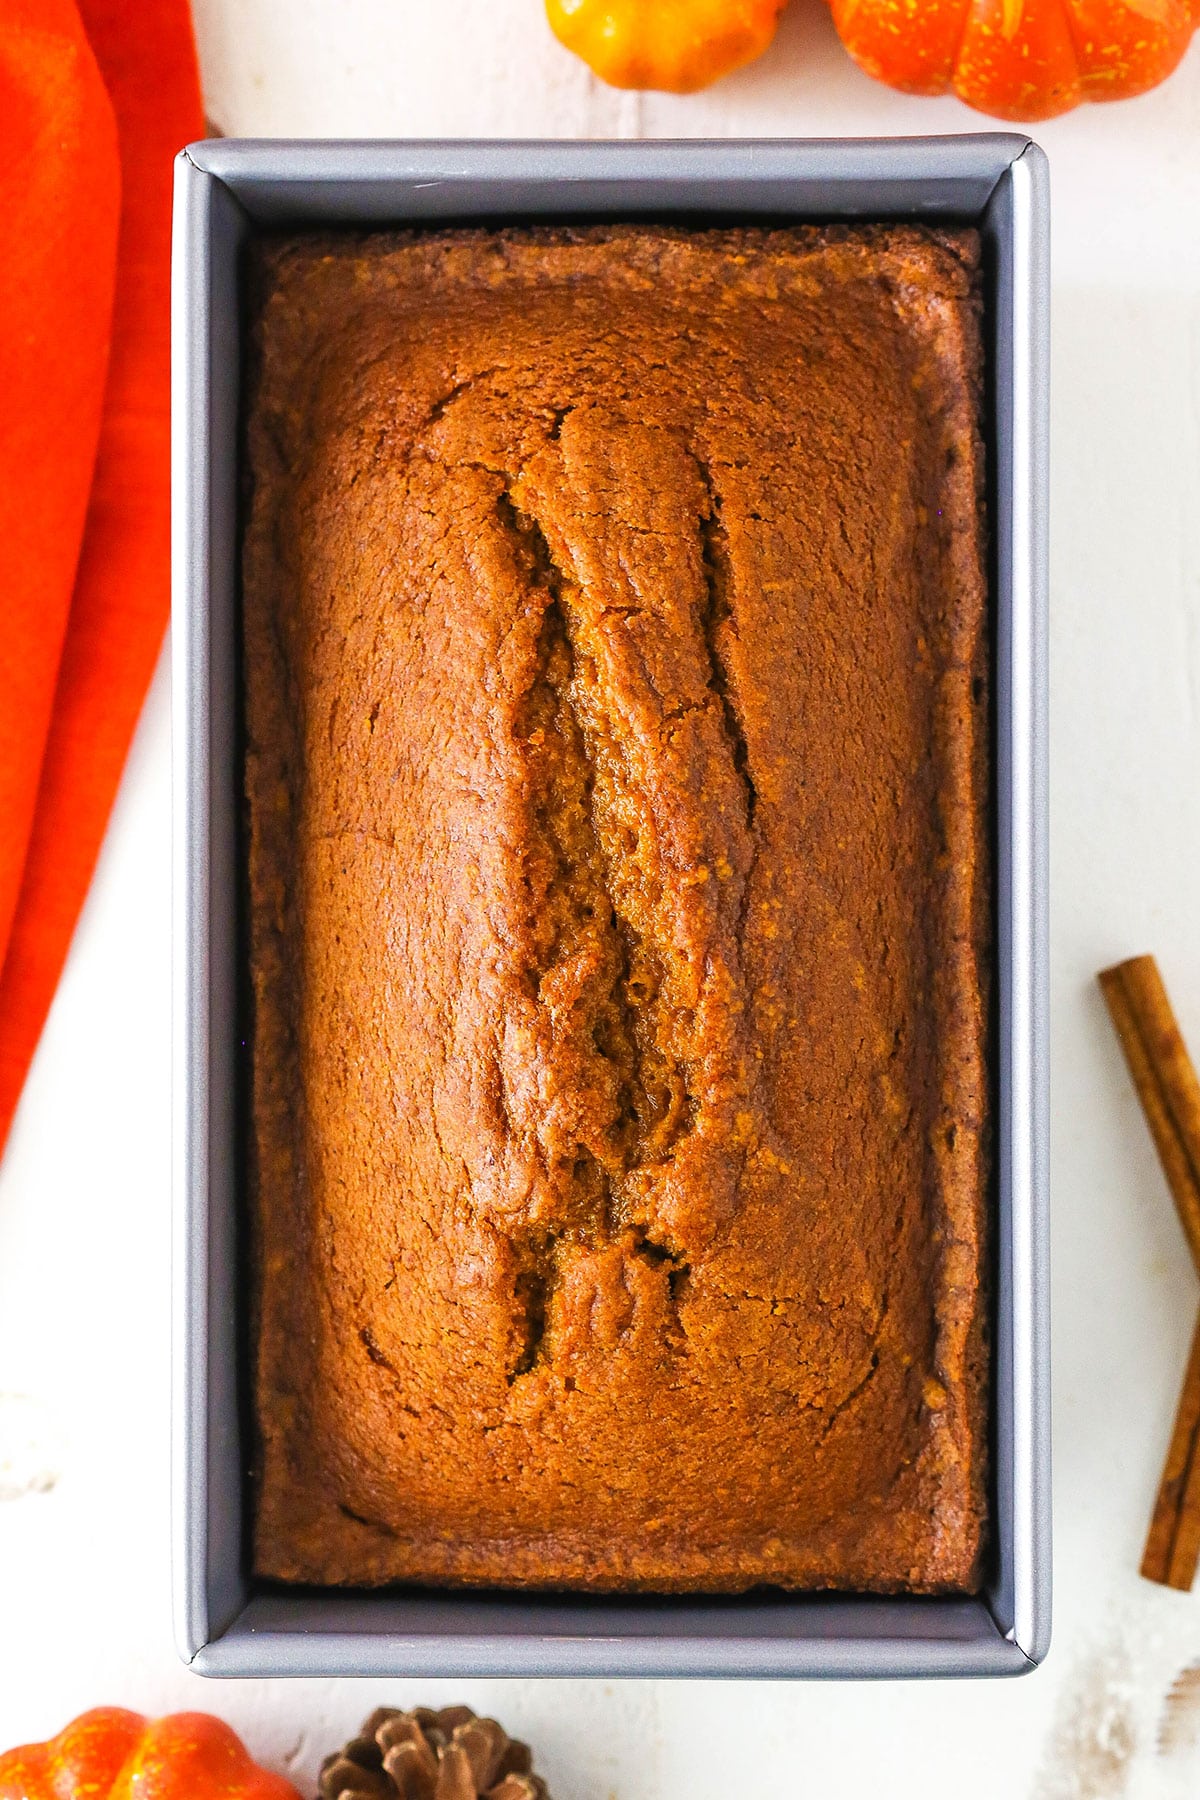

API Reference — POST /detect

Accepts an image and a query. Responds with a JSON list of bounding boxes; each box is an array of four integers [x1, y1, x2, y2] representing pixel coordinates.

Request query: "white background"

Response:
[[2, 3, 1200, 1794]]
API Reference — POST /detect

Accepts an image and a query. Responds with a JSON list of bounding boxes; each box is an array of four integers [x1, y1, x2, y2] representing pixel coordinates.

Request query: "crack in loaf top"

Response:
[[242, 223, 991, 1594]]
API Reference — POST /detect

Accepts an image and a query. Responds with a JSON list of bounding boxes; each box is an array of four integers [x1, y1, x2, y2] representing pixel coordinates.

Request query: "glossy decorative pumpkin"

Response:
[[545, 0, 788, 92], [830, 0, 1200, 119], [0, 1709, 303, 1800]]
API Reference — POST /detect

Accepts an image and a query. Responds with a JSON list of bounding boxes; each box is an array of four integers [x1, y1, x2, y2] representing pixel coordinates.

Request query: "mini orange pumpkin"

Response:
[[0, 1709, 303, 1800], [830, 0, 1200, 119], [545, 0, 788, 91]]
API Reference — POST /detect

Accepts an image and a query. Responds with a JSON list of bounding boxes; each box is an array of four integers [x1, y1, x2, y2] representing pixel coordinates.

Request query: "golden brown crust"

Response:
[[243, 223, 990, 1593]]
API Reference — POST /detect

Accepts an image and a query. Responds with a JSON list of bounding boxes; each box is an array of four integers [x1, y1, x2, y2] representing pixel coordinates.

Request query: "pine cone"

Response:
[[318, 1707, 550, 1800]]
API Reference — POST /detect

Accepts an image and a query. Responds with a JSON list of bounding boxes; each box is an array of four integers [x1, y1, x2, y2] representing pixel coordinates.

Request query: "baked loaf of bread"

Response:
[[244, 224, 990, 1593]]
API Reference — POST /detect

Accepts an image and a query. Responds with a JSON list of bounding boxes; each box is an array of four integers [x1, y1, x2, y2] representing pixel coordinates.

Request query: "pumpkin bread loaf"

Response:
[[243, 224, 990, 1593]]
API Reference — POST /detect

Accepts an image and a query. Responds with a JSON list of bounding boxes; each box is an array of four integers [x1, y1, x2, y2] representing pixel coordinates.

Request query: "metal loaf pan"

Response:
[[173, 135, 1050, 1679]]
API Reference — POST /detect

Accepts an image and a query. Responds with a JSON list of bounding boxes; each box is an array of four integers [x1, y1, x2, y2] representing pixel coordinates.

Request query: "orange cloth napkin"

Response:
[[0, 0, 202, 1157]]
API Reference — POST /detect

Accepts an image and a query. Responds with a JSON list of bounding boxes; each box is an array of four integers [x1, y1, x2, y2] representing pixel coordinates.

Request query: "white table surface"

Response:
[[2, 4, 1200, 1794]]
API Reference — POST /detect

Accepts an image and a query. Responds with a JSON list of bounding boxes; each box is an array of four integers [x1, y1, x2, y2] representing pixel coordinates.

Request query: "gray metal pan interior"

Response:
[[172, 136, 1049, 1679]]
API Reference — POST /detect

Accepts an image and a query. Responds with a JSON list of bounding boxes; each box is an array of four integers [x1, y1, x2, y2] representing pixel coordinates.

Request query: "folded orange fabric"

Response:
[[0, 0, 202, 1157]]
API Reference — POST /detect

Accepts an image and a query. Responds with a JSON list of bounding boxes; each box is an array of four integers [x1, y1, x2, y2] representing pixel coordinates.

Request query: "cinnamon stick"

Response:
[[1142, 1311, 1200, 1588], [1100, 954, 1200, 1589], [1099, 956, 1200, 1275]]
